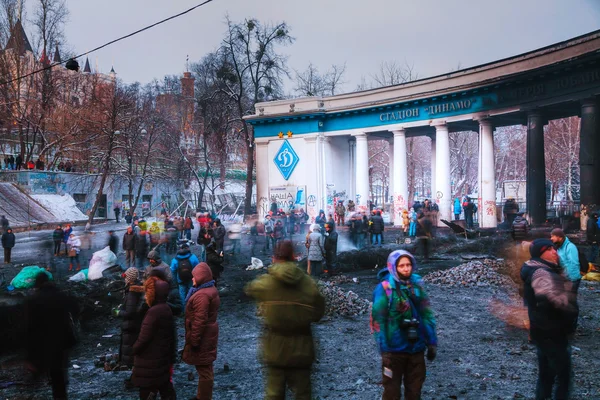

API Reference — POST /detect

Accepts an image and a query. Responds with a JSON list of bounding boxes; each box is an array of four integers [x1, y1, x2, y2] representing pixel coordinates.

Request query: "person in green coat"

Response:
[[245, 240, 325, 400]]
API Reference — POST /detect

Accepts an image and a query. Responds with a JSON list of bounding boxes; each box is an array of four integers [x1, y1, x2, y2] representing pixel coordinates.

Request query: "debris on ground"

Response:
[[317, 281, 371, 317], [246, 257, 265, 270], [324, 274, 358, 285], [423, 259, 514, 287]]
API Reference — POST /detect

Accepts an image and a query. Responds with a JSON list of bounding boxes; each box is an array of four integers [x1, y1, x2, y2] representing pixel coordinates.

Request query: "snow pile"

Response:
[[423, 259, 513, 287], [317, 281, 371, 316], [31, 194, 87, 221]]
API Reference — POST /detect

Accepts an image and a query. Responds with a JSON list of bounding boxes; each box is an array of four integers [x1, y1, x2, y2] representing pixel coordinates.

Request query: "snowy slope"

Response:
[[31, 194, 87, 222]]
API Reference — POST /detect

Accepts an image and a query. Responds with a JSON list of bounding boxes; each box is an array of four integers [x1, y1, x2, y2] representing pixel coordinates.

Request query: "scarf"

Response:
[[185, 280, 215, 303]]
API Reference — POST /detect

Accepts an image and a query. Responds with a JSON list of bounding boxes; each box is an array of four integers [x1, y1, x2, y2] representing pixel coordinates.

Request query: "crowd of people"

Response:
[[2, 154, 78, 172]]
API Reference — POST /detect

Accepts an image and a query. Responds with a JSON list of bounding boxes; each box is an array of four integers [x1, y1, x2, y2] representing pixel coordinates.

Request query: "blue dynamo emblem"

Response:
[[274, 140, 299, 180]]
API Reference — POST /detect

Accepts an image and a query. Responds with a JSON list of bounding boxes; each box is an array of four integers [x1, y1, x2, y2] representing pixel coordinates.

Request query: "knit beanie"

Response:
[[147, 250, 161, 262], [529, 238, 554, 259], [124, 267, 139, 285]]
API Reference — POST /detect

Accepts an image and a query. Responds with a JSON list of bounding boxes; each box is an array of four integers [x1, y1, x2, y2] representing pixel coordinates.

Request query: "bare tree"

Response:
[[449, 131, 478, 197], [294, 62, 346, 97], [371, 60, 418, 87]]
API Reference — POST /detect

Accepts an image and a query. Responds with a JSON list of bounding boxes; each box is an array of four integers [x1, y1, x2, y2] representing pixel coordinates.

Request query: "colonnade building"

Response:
[[246, 30, 600, 228]]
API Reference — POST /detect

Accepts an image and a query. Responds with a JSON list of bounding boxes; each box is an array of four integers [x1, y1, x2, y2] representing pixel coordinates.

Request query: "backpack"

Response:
[[178, 257, 194, 283], [571, 243, 590, 275]]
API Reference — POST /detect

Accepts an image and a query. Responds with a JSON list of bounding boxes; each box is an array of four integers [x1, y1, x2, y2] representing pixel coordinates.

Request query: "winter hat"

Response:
[[550, 228, 565, 238], [386, 250, 417, 282], [529, 238, 554, 259], [192, 262, 213, 285], [310, 223, 320, 232], [147, 250, 161, 262], [124, 267, 139, 285]]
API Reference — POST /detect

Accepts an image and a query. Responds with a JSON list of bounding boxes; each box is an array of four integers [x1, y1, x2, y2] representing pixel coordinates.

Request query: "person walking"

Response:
[[182, 262, 220, 400], [114, 267, 145, 388], [131, 277, 177, 400], [306, 224, 325, 277], [114, 206, 121, 223], [67, 233, 81, 271], [453, 197, 461, 221], [0, 215, 8, 233], [245, 240, 325, 399], [170, 243, 200, 308], [122, 226, 136, 269], [521, 239, 578, 400], [2, 227, 15, 264], [324, 223, 338, 276], [370, 250, 437, 400], [370, 210, 385, 246], [586, 213, 599, 264], [24, 273, 79, 399], [107, 230, 118, 256], [52, 225, 64, 256]]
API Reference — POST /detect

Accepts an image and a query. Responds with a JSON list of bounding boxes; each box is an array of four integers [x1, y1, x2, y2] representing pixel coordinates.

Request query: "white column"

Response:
[[255, 141, 270, 219], [348, 138, 356, 202], [353, 132, 369, 209], [434, 123, 452, 225], [392, 129, 408, 226], [387, 138, 394, 222], [478, 119, 497, 228], [430, 136, 436, 200]]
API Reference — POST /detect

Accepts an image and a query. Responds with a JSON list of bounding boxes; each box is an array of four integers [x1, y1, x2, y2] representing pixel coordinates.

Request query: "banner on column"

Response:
[[269, 186, 306, 213]]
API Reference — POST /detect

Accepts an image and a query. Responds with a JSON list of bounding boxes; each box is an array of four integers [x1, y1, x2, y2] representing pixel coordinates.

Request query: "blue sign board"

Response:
[[273, 140, 299, 180]]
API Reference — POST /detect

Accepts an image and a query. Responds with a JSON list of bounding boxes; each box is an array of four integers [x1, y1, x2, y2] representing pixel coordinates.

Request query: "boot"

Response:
[[197, 380, 213, 400], [76, 263, 81, 271], [69, 263, 73, 271]]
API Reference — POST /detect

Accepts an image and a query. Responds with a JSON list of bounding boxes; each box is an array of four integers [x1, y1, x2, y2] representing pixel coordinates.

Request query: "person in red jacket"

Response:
[[183, 262, 220, 400]]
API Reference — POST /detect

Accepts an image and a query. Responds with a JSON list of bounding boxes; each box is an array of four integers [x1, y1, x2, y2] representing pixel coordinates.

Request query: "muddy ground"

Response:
[[1, 225, 599, 399]]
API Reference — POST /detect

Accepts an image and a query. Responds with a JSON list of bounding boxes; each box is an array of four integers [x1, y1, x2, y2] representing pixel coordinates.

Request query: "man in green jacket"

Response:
[[245, 240, 325, 400]]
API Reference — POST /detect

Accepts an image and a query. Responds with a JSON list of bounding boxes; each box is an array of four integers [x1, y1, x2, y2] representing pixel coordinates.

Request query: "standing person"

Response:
[[463, 197, 475, 229], [273, 220, 285, 246], [8, 154, 14, 169], [453, 197, 461, 221], [213, 219, 226, 253], [245, 240, 325, 400], [335, 200, 346, 226], [349, 214, 362, 249], [227, 221, 242, 255], [15, 154, 22, 170], [370, 210, 385, 246], [550, 228, 582, 293], [206, 242, 224, 284], [324, 223, 338, 276], [416, 212, 433, 261], [408, 208, 417, 238], [521, 239, 578, 400], [124, 211, 132, 225], [107, 230, 118, 256], [263, 214, 275, 252], [122, 226, 136, 269], [586, 213, 599, 264], [170, 243, 200, 307], [503, 198, 519, 226], [326, 213, 336, 232], [196, 223, 210, 262], [134, 229, 149, 270], [315, 210, 326, 231], [131, 277, 177, 400], [297, 208, 309, 234], [184, 216, 194, 241], [62, 224, 72, 255], [401, 209, 410, 238], [145, 251, 183, 316], [24, 273, 79, 400], [52, 225, 64, 256], [113, 205, 121, 223], [114, 268, 145, 384], [370, 250, 437, 400], [67, 233, 81, 271], [250, 221, 259, 257], [0, 215, 8, 233], [182, 262, 220, 400], [306, 224, 325, 277], [511, 212, 529, 241], [1, 227, 15, 264]]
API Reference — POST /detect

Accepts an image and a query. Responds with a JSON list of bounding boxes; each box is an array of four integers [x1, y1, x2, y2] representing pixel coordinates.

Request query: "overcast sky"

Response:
[[60, 0, 600, 93]]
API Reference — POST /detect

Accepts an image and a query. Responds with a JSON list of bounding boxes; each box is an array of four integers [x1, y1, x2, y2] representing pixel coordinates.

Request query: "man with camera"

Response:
[[370, 250, 437, 400]]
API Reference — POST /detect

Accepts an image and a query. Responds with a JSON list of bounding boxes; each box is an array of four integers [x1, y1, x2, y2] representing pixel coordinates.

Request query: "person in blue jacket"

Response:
[[170, 243, 200, 307], [453, 198, 461, 221]]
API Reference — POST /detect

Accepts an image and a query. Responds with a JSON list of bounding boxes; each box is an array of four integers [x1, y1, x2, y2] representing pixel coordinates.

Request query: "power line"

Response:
[[0, 0, 216, 85]]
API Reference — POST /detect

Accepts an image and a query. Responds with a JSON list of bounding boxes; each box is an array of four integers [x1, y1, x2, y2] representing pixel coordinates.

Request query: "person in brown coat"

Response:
[[182, 262, 220, 400], [131, 277, 176, 400]]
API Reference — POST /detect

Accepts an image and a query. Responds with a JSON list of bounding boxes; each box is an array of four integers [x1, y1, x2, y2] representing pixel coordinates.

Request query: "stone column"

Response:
[[353, 132, 370, 209], [348, 138, 356, 202], [430, 136, 436, 200], [434, 124, 451, 224], [478, 119, 497, 228], [387, 138, 394, 222], [526, 112, 546, 225], [580, 99, 599, 228], [392, 129, 408, 226], [255, 141, 270, 219]]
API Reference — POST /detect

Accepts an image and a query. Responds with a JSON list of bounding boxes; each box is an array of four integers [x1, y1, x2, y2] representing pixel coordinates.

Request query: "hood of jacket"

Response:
[[386, 250, 417, 282], [176, 249, 192, 259], [144, 276, 170, 306], [192, 262, 213, 285], [269, 261, 304, 286]]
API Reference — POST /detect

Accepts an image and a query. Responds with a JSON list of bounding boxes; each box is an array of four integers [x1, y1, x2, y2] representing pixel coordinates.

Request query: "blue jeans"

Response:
[[179, 281, 193, 308], [197, 244, 206, 262], [184, 229, 191, 240], [371, 233, 382, 246], [409, 222, 416, 237]]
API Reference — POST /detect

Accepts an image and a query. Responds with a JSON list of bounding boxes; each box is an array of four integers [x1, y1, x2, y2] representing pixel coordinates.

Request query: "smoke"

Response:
[[336, 232, 357, 252]]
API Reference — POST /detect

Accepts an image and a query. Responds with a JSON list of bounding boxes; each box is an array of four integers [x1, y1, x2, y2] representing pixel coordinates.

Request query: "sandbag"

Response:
[[68, 269, 89, 282], [88, 247, 117, 281], [10, 266, 53, 289]]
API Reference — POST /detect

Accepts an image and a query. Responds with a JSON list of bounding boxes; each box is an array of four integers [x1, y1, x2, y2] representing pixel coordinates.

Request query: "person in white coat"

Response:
[[67, 233, 82, 271], [228, 222, 243, 255]]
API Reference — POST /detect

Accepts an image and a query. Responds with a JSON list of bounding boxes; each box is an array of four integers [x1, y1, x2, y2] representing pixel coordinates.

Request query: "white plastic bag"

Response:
[[68, 269, 88, 282], [87, 247, 117, 280], [246, 257, 264, 271]]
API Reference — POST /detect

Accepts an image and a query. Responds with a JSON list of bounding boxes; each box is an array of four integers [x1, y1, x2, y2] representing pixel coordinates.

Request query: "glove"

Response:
[[112, 308, 121, 317], [426, 345, 437, 361]]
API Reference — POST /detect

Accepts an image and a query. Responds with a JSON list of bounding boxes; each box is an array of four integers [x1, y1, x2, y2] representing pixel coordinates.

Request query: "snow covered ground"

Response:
[[31, 194, 87, 222]]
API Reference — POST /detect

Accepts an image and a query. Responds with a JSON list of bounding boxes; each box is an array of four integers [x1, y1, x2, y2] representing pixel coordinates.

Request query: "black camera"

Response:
[[401, 318, 420, 342]]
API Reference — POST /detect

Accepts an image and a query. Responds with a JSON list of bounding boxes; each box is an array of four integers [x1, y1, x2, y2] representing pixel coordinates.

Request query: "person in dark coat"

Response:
[[122, 226, 136, 269], [62, 224, 72, 253], [369, 210, 385, 246], [52, 225, 64, 256], [134, 230, 149, 270], [521, 239, 578, 400], [212, 219, 226, 253], [115, 268, 145, 378], [315, 210, 327, 231], [113, 206, 121, 223], [0, 215, 8, 233], [511, 212, 529, 241], [206, 242, 224, 284], [183, 262, 220, 400], [324, 223, 338, 275], [416, 212, 433, 260], [463, 197, 476, 229], [124, 211, 132, 224], [503, 198, 519, 226], [107, 230, 118, 256], [15, 154, 22, 170], [25, 273, 79, 399], [144, 250, 183, 316], [131, 277, 176, 399], [2, 227, 15, 264], [586, 213, 599, 264]]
